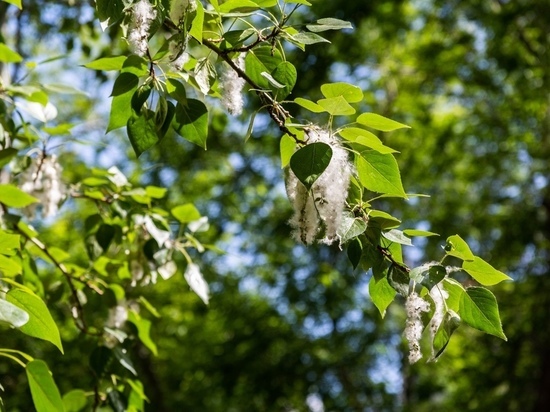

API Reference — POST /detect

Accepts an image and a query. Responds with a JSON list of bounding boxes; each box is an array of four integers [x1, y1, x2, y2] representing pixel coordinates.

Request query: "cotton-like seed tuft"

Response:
[[220, 54, 246, 116], [286, 127, 353, 245], [20, 154, 66, 218], [127, 0, 157, 57], [404, 292, 430, 364]]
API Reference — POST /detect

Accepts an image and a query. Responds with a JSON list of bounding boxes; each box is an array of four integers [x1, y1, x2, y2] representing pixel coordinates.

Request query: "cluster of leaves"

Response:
[[0, 0, 512, 410]]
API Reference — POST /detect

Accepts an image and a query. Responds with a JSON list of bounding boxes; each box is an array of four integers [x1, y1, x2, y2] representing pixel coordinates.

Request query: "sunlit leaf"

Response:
[[403, 229, 439, 237], [172, 203, 201, 223], [460, 286, 506, 340], [369, 275, 396, 318], [462, 256, 512, 286], [0, 43, 23, 63], [189, 0, 204, 42], [83, 56, 126, 71], [306, 18, 353, 32], [294, 97, 325, 113], [128, 311, 158, 356], [444, 234, 474, 261], [357, 113, 410, 132], [280, 134, 296, 168], [0, 184, 38, 207], [317, 96, 355, 116], [271, 61, 297, 99], [339, 127, 397, 154], [6, 290, 64, 353], [26, 360, 64, 412], [218, 0, 259, 13], [62, 389, 88, 412], [2, 0, 22, 9], [356, 151, 407, 198], [321, 82, 363, 103]]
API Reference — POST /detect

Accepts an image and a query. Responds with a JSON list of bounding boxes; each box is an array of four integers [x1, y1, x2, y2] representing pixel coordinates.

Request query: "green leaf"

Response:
[[321, 82, 363, 103], [369, 275, 396, 318], [347, 238, 362, 270], [280, 134, 296, 168], [107, 76, 139, 133], [432, 311, 461, 360], [387, 265, 409, 296], [245, 46, 283, 90], [443, 278, 464, 312], [286, 0, 311, 5], [113, 347, 137, 376], [356, 151, 407, 197], [146, 186, 167, 199], [422, 265, 447, 290], [219, 0, 259, 12], [0, 43, 23, 63], [0, 298, 29, 327], [127, 113, 160, 157], [254, 0, 278, 6], [307, 18, 353, 32], [95, 0, 124, 28], [121, 55, 149, 77], [62, 389, 88, 412], [172, 99, 209, 149], [166, 78, 187, 104], [403, 229, 439, 237], [462, 256, 512, 286], [460, 286, 507, 340], [289, 142, 333, 190], [0, 184, 39, 207], [128, 311, 158, 356], [444, 234, 475, 261], [172, 203, 201, 223], [0, 230, 20, 254], [368, 210, 401, 230], [0, 148, 18, 168], [271, 62, 297, 100], [294, 97, 325, 113], [357, 113, 410, 132], [83, 56, 126, 71], [0, 254, 22, 276], [26, 360, 64, 412], [110, 73, 139, 97], [2, 0, 22, 9], [189, 0, 204, 42], [317, 96, 356, 116], [339, 127, 397, 154], [382, 229, 412, 246], [337, 211, 367, 243], [290, 32, 330, 45], [6, 290, 64, 353]]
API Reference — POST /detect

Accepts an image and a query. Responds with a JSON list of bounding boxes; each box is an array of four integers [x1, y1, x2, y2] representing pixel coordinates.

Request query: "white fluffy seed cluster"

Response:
[[169, 0, 197, 23], [404, 292, 430, 364], [128, 0, 157, 57], [220, 54, 246, 116], [286, 128, 353, 245], [21, 154, 66, 217]]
